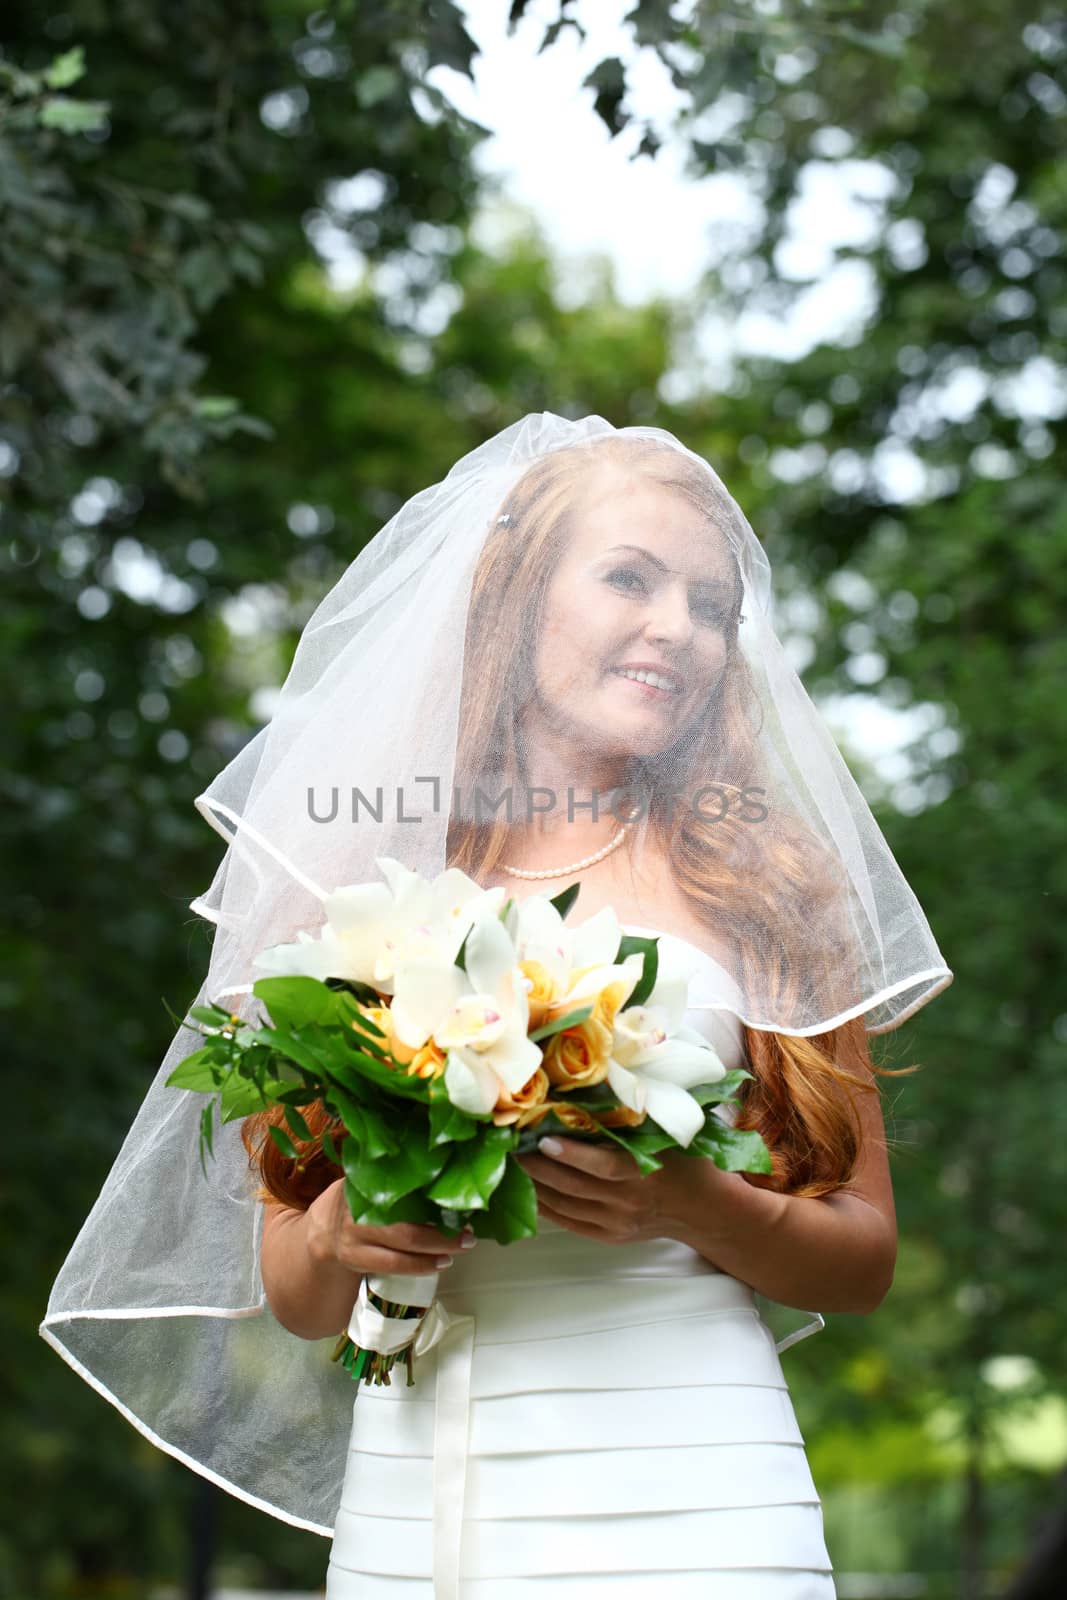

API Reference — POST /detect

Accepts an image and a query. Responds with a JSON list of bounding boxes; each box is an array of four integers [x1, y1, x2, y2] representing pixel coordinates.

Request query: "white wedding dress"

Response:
[[325, 927, 836, 1598]]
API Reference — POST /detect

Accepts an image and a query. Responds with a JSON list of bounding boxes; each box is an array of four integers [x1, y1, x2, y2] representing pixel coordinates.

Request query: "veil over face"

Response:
[[40, 412, 952, 1539], [184, 414, 949, 1033]]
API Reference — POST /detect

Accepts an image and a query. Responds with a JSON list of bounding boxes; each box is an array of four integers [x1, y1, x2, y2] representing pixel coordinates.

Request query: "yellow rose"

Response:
[[586, 971, 637, 1032], [539, 1100, 606, 1134], [406, 1040, 448, 1081], [491, 1065, 551, 1128], [597, 1103, 648, 1129], [354, 1002, 418, 1067], [518, 958, 562, 1030], [542, 1017, 613, 1090], [549, 961, 638, 1034]]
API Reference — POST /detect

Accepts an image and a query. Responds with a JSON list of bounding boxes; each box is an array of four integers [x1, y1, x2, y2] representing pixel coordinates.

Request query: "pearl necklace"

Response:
[[498, 821, 631, 881]]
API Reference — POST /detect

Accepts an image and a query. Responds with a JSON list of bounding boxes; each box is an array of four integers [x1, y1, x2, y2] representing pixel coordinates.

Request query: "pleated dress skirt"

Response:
[[325, 1218, 835, 1598]]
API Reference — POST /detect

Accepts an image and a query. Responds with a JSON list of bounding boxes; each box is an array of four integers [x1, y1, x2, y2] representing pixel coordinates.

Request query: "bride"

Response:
[[41, 415, 952, 1599], [243, 424, 952, 1596]]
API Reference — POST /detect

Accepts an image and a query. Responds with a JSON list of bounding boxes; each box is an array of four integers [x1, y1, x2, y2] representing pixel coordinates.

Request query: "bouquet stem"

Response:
[[331, 1286, 426, 1388]]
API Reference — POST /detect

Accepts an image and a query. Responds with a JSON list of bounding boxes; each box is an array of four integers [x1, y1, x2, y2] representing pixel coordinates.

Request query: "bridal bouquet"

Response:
[[169, 857, 769, 1388]]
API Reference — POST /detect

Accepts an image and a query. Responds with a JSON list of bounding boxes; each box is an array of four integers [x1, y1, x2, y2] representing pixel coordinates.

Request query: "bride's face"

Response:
[[528, 476, 738, 762]]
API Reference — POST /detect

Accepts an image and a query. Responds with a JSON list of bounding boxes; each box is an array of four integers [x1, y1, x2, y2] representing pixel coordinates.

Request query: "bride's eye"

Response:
[[691, 595, 729, 626], [605, 565, 647, 595]]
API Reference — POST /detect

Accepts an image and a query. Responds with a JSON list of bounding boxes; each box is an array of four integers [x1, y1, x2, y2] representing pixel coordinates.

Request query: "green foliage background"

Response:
[[3, 2, 1064, 1595]]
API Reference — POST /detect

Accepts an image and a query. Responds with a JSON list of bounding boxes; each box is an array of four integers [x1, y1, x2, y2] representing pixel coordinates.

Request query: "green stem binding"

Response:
[[329, 1287, 425, 1388]]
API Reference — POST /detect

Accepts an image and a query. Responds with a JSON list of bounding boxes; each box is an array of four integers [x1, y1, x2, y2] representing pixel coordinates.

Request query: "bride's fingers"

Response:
[[531, 1138, 634, 1182], [533, 1183, 616, 1238], [519, 1153, 610, 1201], [344, 1244, 460, 1275], [362, 1221, 471, 1255], [536, 1197, 617, 1241]]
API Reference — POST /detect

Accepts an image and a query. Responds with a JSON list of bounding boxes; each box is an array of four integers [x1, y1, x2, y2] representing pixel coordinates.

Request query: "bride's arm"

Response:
[[260, 1189, 364, 1341], [259, 1178, 473, 1339], [664, 1021, 898, 1315], [522, 1019, 897, 1316]]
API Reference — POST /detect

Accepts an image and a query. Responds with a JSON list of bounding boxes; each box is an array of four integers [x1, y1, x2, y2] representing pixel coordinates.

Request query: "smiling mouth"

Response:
[[608, 666, 683, 698]]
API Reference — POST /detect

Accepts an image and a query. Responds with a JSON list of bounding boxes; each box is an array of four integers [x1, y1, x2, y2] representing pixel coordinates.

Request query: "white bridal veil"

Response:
[[41, 412, 952, 1535]]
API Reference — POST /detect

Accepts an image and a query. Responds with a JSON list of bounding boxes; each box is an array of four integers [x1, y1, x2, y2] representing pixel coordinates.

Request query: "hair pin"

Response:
[[497, 513, 512, 526]]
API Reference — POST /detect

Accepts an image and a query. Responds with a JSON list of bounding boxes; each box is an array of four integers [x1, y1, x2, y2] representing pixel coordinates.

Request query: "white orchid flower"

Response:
[[606, 962, 727, 1148], [252, 925, 343, 983], [326, 857, 503, 989], [509, 898, 627, 994], [252, 856, 503, 992], [391, 910, 542, 1117], [540, 948, 646, 1036]]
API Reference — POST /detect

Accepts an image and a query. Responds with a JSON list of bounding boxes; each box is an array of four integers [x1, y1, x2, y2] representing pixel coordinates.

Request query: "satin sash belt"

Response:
[[348, 1270, 474, 1600]]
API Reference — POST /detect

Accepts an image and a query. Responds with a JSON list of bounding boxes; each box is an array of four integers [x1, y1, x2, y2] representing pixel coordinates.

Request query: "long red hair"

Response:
[[243, 435, 916, 1208]]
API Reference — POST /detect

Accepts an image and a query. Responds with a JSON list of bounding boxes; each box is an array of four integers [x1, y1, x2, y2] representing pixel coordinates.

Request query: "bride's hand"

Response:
[[515, 1135, 734, 1245], [305, 1177, 475, 1277]]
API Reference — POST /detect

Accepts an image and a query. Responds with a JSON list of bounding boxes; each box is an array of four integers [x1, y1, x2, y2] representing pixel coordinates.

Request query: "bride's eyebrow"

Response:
[[602, 543, 733, 595]]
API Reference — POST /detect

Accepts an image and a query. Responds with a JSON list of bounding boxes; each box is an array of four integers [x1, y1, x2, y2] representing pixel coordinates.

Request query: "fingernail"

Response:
[[460, 1233, 477, 1249], [539, 1137, 563, 1155], [435, 1257, 453, 1268]]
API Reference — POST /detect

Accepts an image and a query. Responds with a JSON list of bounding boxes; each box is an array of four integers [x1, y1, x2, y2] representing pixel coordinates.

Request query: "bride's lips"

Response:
[[607, 663, 685, 702]]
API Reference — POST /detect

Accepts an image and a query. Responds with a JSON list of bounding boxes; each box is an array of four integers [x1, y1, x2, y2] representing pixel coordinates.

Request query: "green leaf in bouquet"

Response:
[[331, 1044, 432, 1103], [187, 1002, 237, 1028], [199, 1099, 216, 1178], [689, 1119, 773, 1175], [235, 1037, 281, 1072], [350, 1100, 398, 1161], [220, 1074, 276, 1123], [549, 882, 581, 921], [688, 1067, 753, 1105], [427, 1086, 482, 1147], [321, 1127, 343, 1168], [685, 1078, 743, 1109], [560, 1114, 667, 1177], [267, 1123, 300, 1161], [253, 1023, 333, 1081], [269, 1082, 321, 1106], [425, 1125, 517, 1211], [325, 1087, 371, 1142], [468, 1153, 538, 1243], [347, 1188, 439, 1228], [252, 976, 362, 1031], [350, 1010, 388, 1044], [342, 1121, 448, 1206], [616, 1123, 675, 1166], [615, 934, 658, 1007], [528, 1004, 594, 1043], [167, 1046, 225, 1092], [452, 921, 472, 974], [283, 1103, 313, 1142], [343, 1176, 369, 1220], [325, 975, 385, 1010], [322, 1094, 375, 1161], [519, 1102, 667, 1177]]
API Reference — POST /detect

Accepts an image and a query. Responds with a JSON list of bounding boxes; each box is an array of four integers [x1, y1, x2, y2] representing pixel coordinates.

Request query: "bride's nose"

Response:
[[641, 580, 694, 647]]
